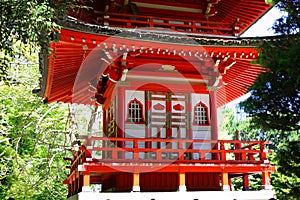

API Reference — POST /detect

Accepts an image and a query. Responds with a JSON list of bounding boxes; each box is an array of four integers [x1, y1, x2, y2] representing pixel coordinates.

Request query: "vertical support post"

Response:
[[185, 93, 193, 160], [210, 90, 219, 160], [68, 182, 72, 197], [166, 92, 172, 159], [260, 141, 267, 162], [145, 91, 152, 159], [220, 141, 226, 161], [133, 139, 139, 160], [132, 172, 140, 192], [72, 180, 75, 195], [103, 109, 107, 135], [149, 17, 153, 27], [166, 92, 172, 138], [178, 171, 187, 192], [102, 109, 107, 159], [221, 172, 230, 191], [234, 130, 242, 160], [262, 171, 272, 190], [75, 172, 79, 193], [82, 172, 91, 191], [117, 86, 125, 158], [243, 175, 249, 191], [229, 177, 232, 191], [79, 173, 83, 192]]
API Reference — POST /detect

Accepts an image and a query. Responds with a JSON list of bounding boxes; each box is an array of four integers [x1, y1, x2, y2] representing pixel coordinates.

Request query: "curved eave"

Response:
[[40, 27, 269, 107]]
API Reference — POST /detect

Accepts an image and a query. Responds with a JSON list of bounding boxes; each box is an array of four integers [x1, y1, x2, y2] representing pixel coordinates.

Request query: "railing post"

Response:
[[248, 146, 254, 161], [260, 141, 266, 162], [149, 17, 153, 28], [133, 139, 139, 160], [192, 21, 196, 32], [220, 141, 226, 161], [112, 140, 118, 159]]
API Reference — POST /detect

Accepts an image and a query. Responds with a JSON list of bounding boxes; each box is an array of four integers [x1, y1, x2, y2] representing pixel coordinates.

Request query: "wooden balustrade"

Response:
[[74, 137, 270, 165], [97, 13, 237, 36], [64, 138, 273, 195]]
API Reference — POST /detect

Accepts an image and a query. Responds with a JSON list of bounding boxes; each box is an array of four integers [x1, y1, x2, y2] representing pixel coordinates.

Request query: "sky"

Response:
[[241, 6, 285, 37]]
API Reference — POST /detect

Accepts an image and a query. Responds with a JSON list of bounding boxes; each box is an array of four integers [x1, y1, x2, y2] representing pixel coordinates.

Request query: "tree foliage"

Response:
[[240, 0, 300, 132], [0, 0, 86, 80], [0, 47, 70, 199], [239, 1, 300, 199], [240, 38, 300, 132], [271, 134, 300, 200]]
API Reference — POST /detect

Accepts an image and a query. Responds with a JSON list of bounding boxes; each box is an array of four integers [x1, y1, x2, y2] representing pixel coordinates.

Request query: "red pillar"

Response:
[[209, 90, 219, 160], [116, 86, 125, 158], [166, 92, 172, 138], [145, 91, 152, 159], [145, 91, 152, 146], [185, 93, 193, 159], [243, 175, 249, 191], [102, 109, 107, 159]]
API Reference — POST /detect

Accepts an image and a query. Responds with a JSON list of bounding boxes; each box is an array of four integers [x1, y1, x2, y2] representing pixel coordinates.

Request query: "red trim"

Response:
[[123, 82, 209, 94]]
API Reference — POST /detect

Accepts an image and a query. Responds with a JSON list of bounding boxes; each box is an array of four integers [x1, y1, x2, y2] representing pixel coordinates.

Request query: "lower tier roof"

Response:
[[40, 21, 269, 107]]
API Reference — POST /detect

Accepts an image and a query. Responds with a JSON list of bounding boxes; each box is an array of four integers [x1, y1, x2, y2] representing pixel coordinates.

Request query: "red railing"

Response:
[[76, 137, 270, 165], [97, 13, 239, 36]]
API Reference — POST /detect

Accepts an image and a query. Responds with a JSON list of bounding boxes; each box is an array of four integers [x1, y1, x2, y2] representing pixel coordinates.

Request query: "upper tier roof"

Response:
[[69, 0, 273, 36]]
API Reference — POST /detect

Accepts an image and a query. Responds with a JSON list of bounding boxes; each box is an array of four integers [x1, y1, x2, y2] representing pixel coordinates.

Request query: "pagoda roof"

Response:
[[39, 17, 282, 107], [69, 0, 273, 36]]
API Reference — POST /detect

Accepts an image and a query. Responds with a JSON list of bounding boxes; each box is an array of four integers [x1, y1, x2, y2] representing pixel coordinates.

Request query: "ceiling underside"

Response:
[[41, 28, 265, 107]]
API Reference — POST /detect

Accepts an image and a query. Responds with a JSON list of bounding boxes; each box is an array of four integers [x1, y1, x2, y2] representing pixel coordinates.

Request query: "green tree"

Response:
[[0, 45, 70, 199], [240, 1, 300, 199], [0, 0, 87, 80], [271, 134, 300, 200], [240, 0, 300, 132]]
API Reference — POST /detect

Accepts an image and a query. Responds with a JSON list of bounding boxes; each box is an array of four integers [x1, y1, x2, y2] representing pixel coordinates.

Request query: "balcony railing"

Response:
[[97, 13, 239, 36], [68, 137, 271, 172]]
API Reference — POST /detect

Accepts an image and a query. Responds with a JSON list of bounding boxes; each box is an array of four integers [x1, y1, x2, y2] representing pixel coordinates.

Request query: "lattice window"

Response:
[[194, 102, 209, 125], [127, 98, 144, 123]]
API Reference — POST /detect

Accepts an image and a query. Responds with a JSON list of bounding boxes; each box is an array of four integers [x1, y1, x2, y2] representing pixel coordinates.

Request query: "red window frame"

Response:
[[193, 101, 210, 126], [126, 98, 145, 124]]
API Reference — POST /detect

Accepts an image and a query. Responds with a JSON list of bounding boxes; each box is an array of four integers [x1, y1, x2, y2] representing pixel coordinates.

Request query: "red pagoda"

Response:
[[40, 0, 276, 199]]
